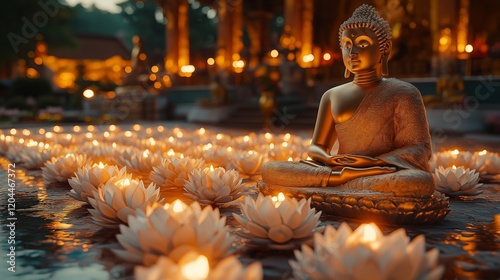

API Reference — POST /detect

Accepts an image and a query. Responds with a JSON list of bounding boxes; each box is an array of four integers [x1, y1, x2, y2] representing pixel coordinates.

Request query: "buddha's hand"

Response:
[[332, 154, 390, 167]]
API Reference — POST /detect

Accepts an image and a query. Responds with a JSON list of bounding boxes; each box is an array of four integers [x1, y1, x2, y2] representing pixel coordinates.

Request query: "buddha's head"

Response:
[[339, 4, 392, 78]]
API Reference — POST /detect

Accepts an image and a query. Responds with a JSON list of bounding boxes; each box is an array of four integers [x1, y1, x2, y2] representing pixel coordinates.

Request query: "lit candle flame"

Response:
[[451, 149, 459, 156], [361, 224, 378, 243], [216, 134, 223, 140], [143, 150, 150, 158], [98, 162, 105, 169], [198, 128, 206, 135], [243, 135, 250, 142], [180, 255, 209, 280], [104, 132, 110, 138], [109, 125, 116, 132], [284, 133, 291, 141], [288, 157, 293, 161], [265, 132, 272, 140], [209, 165, 214, 172], [227, 147, 233, 152], [66, 134, 72, 140], [452, 165, 457, 170], [173, 199, 184, 213], [112, 142, 117, 148], [282, 142, 288, 148], [167, 149, 175, 157], [478, 150, 487, 156], [92, 140, 99, 146], [271, 192, 286, 208], [124, 131, 132, 137], [168, 136, 175, 143], [121, 179, 131, 187]]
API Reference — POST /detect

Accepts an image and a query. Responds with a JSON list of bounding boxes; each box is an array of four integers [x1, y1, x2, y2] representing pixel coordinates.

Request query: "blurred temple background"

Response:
[[0, 0, 499, 132]]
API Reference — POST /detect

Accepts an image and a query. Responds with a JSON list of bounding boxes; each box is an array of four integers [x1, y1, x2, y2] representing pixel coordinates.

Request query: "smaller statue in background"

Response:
[[198, 73, 229, 108], [123, 35, 149, 86], [209, 74, 229, 106]]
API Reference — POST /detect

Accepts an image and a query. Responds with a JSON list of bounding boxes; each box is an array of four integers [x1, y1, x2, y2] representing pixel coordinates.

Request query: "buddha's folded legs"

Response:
[[261, 161, 435, 198], [339, 168, 435, 197], [261, 161, 332, 188]]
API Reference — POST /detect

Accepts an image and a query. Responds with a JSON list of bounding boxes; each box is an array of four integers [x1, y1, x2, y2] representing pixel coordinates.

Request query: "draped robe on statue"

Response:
[[262, 78, 435, 198]]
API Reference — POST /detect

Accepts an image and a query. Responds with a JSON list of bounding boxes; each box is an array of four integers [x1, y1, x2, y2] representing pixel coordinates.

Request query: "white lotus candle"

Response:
[[114, 201, 233, 265], [473, 150, 500, 175], [233, 194, 322, 248], [88, 179, 162, 228], [184, 166, 245, 206], [41, 154, 92, 184], [433, 165, 483, 196], [135, 252, 263, 280], [68, 163, 131, 203], [290, 223, 444, 280], [232, 150, 265, 177], [150, 157, 205, 189], [429, 149, 474, 170]]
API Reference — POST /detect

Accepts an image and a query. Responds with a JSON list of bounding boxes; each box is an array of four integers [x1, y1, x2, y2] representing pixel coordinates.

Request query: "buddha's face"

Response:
[[341, 27, 382, 73]]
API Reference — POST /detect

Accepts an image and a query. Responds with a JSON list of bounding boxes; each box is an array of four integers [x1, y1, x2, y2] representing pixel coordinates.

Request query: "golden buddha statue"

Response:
[[261, 5, 435, 198]]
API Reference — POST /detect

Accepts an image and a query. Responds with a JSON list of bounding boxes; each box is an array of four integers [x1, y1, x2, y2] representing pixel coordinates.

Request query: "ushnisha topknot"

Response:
[[339, 4, 392, 53]]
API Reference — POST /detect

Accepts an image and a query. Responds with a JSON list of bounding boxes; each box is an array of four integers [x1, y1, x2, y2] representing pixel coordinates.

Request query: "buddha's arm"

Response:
[[307, 91, 340, 165], [378, 88, 432, 172]]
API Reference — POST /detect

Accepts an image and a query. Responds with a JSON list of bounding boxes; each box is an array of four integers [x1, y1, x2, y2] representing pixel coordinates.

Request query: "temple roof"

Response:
[[48, 34, 131, 60]]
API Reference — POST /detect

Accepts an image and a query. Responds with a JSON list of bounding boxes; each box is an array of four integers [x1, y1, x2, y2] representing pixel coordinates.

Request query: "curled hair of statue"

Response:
[[339, 4, 392, 55]]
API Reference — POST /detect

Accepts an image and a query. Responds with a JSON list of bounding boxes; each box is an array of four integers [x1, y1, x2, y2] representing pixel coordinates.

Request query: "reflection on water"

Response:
[[0, 157, 499, 280]]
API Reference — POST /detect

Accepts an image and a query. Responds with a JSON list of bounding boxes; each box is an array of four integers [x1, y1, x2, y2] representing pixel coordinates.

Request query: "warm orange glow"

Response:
[[172, 200, 184, 213], [139, 53, 147, 60], [452, 165, 457, 170], [124, 131, 132, 137], [151, 65, 159, 73], [124, 66, 132, 73], [149, 74, 157, 81], [180, 255, 210, 280], [83, 89, 94, 99], [73, 126, 81, 133], [133, 124, 141, 131], [207, 57, 215, 66], [34, 57, 43, 65], [154, 81, 162, 89], [9, 128, 17, 135], [271, 192, 286, 208], [53, 126, 62, 133], [270, 49, 279, 58], [478, 150, 487, 156], [27, 68, 39, 78], [323, 53, 332, 61], [361, 224, 378, 243], [97, 162, 105, 169], [302, 54, 314, 63], [465, 44, 473, 53]]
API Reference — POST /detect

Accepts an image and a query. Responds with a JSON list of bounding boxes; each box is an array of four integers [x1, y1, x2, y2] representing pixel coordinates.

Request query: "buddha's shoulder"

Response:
[[321, 83, 353, 99], [383, 78, 421, 98]]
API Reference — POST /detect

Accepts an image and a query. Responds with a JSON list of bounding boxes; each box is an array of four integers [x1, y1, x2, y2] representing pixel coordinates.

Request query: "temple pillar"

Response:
[[430, 0, 460, 75], [216, 0, 243, 71], [282, 0, 314, 68], [158, 0, 190, 75]]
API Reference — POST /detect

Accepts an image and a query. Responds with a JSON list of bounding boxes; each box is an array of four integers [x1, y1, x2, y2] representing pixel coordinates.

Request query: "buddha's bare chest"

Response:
[[330, 87, 367, 123]]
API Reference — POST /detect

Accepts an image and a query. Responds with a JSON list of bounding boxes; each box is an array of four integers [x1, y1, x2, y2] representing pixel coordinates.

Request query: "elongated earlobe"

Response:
[[344, 68, 351, 78], [381, 55, 389, 76]]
